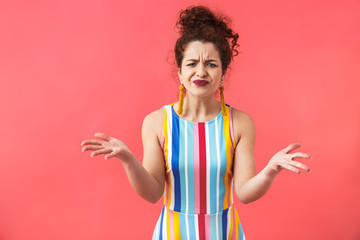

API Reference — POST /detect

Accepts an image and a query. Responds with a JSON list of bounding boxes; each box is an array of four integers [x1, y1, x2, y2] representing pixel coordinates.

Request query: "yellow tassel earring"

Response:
[[178, 85, 185, 115], [220, 82, 227, 116]]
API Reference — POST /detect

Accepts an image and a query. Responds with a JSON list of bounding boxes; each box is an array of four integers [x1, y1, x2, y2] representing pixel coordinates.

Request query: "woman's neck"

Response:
[[175, 94, 221, 122]]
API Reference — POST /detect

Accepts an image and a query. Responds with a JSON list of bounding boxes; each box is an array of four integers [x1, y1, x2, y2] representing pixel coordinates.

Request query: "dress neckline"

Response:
[[170, 104, 223, 124]]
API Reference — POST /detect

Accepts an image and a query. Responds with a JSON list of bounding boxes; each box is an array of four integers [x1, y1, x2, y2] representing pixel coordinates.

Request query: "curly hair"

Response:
[[174, 5, 240, 74]]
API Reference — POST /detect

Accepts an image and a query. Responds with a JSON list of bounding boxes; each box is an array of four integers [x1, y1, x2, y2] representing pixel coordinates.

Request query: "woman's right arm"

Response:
[[122, 109, 165, 203], [80, 109, 165, 204]]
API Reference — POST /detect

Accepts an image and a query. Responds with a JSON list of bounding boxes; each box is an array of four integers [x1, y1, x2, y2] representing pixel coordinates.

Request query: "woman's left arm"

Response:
[[232, 110, 312, 204]]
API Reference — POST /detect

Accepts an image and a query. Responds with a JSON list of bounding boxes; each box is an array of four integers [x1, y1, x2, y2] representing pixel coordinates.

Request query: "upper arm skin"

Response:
[[232, 108, 257, 199], [141, 109, 166, 199]]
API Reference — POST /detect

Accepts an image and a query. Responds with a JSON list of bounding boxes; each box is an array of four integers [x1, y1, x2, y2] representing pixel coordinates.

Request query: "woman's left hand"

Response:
[[266, 143, 312, 176]]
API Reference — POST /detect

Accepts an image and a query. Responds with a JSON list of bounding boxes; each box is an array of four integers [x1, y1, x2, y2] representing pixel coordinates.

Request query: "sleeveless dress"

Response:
[[152, 103, 246, 240]]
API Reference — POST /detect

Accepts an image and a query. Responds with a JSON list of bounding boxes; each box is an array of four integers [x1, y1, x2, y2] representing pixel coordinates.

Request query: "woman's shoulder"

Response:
[[230, 106, 256, 143], [142, 107, 166, 143], [143, 107, 165, 126], [143, 103, 175, 124], [231, 106, 251, 118], [230, 106, 254, 122]]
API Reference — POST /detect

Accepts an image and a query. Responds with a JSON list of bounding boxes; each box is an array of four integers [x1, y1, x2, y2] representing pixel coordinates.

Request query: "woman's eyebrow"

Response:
[[186, 59, 218, 62]]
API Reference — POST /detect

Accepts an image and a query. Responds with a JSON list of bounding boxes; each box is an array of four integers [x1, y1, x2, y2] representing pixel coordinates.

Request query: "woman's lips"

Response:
[[193, 80, 209, 86]]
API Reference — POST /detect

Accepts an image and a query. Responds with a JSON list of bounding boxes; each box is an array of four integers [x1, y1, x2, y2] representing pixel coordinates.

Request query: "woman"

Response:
[[80, 5, 311, 239]]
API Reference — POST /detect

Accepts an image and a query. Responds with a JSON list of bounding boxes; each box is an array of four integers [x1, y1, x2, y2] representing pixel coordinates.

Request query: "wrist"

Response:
[[117, 150, 136, 166], [262, 165, 279, 181]]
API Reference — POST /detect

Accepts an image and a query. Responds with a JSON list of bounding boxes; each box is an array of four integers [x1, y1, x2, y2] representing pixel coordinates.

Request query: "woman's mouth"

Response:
[[193, 80, 209, 86]]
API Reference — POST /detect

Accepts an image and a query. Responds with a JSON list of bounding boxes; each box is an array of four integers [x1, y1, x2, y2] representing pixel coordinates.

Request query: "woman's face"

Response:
[[178, 40, 224, 99]]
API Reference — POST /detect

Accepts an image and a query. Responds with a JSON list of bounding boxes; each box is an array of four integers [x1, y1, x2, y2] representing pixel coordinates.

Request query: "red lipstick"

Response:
[[193, 80, 209, 86]]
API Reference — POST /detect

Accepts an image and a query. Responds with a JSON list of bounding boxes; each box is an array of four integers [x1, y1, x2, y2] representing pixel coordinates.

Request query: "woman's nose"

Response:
[[196, 64, 207, 78]]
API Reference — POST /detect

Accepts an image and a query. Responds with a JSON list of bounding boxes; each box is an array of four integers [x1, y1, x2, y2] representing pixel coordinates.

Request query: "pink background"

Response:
[[1, 0, 359, 239]]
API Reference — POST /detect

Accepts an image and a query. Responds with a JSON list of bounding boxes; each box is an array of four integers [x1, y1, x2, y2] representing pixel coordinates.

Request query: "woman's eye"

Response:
[[186, 63, 217, 67]]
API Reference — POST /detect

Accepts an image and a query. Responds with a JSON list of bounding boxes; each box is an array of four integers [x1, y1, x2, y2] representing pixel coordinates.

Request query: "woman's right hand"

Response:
[[266, 142, 312, 176], [81, 132, 132, 161]]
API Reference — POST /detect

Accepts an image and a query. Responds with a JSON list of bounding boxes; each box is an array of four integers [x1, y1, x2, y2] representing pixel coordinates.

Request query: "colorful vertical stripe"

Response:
[[153, 104, 246, 240], [153, 205, 245, 240]]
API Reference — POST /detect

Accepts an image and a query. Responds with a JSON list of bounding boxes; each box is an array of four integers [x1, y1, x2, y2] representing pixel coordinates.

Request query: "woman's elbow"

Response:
[[147, 196, 162, 204], [235, 190, 254, 205], [143, 190, 163, 204], [237, 195, 251, 204], [239, 198, 253, 205]]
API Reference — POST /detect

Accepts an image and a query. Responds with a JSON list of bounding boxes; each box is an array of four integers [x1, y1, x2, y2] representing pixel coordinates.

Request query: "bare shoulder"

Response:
[[142, 108, 165, 142], [231, 107, 256, 146], [143, 108, 164, 124]]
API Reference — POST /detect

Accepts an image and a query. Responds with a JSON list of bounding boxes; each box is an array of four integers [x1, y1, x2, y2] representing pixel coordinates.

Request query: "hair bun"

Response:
[[176, 6, 220, 34]]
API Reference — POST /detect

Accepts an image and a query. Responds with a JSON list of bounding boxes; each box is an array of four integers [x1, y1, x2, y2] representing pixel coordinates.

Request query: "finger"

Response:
[[105, 150, 120, 160], [91, 148, 112, 157], [82, 145, 103, 152], [81, 140, 103, 146], [288, 160, 311, 172], [283, 143, 302, 154], [94, 132, 111, 141], [291, 152, 312, 160], [279, 163, 302, 174]]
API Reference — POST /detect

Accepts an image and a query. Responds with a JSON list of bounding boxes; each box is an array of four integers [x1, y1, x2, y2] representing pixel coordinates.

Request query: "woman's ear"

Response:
[[178, 68, 183, 84], [221, 68, 226, 79]]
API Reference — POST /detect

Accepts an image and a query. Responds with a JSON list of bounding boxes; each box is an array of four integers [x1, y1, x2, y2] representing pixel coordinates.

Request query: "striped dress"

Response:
[[152, 103, 245, 240]]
